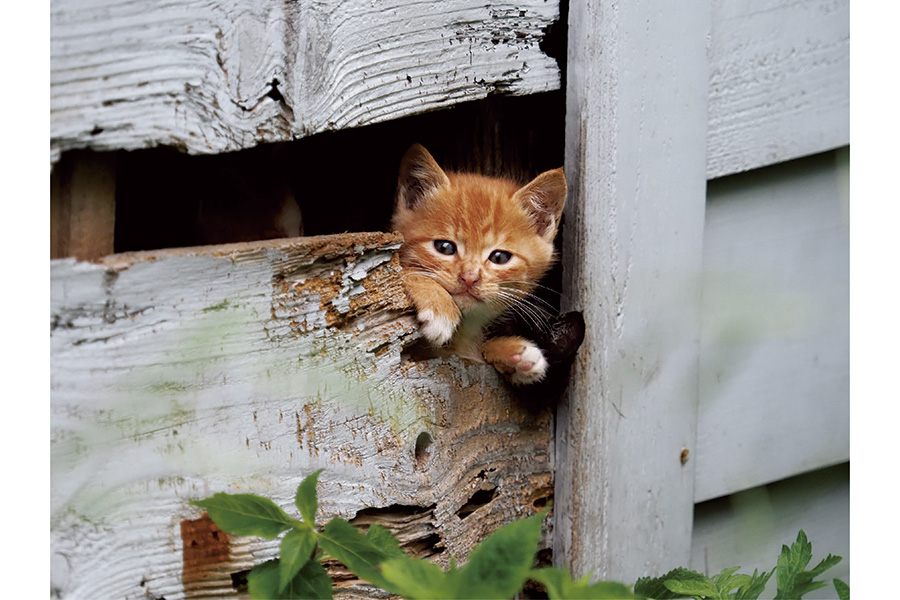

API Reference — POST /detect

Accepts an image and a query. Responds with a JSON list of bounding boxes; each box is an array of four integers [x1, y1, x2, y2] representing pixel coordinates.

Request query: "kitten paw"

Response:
[[417, 309, 457, 346], [508, 343, 548, 385], [482, 338, 548, 385]]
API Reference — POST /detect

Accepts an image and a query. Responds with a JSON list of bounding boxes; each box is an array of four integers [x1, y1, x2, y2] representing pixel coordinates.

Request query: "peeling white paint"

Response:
[[51, 234, 552, 599], [50, 0, 560, 161]]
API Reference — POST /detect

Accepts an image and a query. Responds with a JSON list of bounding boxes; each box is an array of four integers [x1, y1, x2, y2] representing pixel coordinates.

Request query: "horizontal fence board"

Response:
[[706, 0, 849, 179], [691, 463, 850, 599], [51, 0, 560, 163], [695, 150, 849, 503], [51, 234, 553, 599]]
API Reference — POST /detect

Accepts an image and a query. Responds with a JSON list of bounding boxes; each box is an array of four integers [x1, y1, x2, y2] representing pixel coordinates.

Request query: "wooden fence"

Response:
[[50, 0, 849, 598]]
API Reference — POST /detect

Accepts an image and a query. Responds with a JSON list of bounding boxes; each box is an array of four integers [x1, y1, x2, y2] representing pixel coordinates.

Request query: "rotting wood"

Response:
[[50, 232, 553, 600], [50, 149, 116, 260], [50, 0, 561, 163]]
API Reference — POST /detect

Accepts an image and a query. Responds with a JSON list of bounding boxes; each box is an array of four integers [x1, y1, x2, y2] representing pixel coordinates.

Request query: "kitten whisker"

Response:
[[502, 279, 570, 302], [491, 290, 553, 332], [499, 286, 559, 314]]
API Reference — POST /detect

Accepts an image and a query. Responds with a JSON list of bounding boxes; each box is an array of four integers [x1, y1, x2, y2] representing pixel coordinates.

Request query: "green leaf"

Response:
[[530, 567, 639, 599], [279, 527, 318, 590], [833, 578, 850, 600], [248, 559, 333, 599], [806, 554, 843, 579], [635, 568, 709, 599], [711, 566, 749, 596], [379, 554, 453, 599], [774, 531, 842, 599], [282, 560, 334, 599], [191, 493, 297, 538], [530, 566, 573, 597], [365, 523, 406, 560], [664, 576, 722, 599], [248, 560, 283, 600], [318, 517, 392, 589], [775, 529, 812, 596], [452, 510, 545, 599], [296, 470, 322, 527], [732, 568, 774, 600]]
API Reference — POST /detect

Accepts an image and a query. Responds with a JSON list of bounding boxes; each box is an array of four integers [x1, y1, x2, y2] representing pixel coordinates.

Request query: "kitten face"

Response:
[[392, 145, 566, 324]]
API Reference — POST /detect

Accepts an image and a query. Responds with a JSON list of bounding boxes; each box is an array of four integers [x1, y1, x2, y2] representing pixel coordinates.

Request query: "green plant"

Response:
[[191, 472, 847, 600], [633, 530, 848, 600]]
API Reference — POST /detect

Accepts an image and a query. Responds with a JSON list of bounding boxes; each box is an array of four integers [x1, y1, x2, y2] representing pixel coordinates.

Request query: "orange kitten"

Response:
[[392, 144, 567, 384]]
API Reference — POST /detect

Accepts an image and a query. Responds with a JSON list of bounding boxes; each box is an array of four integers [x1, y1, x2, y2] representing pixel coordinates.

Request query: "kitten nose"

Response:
[[459, 271, 481, 288]]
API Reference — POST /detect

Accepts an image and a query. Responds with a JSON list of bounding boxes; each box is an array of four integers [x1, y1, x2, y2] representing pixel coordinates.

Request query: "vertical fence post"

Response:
[[554, 0, 710, 583]]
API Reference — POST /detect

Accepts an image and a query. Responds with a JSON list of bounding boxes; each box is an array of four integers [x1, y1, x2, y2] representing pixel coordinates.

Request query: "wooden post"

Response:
[[554, 0, 710, 583], [51, 150, 117, 260]]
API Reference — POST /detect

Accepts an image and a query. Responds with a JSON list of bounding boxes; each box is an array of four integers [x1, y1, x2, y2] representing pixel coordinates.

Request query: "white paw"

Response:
[[417, 309, 456, 346], [508, 343, 548, 385]]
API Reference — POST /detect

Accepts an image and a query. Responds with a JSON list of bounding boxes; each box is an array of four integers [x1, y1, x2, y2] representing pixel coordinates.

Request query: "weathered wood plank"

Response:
[[555, 0, 709, 584], [49, 150, 116, 259], [695, 150, 849, 502], [706, 0, 849, 178], [691, 463, 849, 599], [50, 0, 560, 163], [50, 233, 553, 599]]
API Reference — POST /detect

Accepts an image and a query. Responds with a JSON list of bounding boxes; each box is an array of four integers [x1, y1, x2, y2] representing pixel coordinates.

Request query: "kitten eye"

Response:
[[433, 240, 457, 256], [488, 250, 513, 265]]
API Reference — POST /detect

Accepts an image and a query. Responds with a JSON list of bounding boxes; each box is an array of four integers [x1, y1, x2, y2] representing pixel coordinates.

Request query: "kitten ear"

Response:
[[396, 144, 451, 211], [513, 168, 567, 240]]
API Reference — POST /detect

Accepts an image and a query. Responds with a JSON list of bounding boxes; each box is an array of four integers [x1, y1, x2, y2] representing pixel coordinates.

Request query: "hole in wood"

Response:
[[414, 431, 433, 466], [350, 502, 435, 521], [230, 569, 250, 592], [404, 533, 445, 558], [457, 486, 498, 520], [400, 338, 442, 364], [348, 502, 441, 559]]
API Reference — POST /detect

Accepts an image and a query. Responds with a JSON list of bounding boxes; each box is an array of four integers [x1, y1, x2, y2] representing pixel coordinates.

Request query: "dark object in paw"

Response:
[[486, 309, 586, 411]]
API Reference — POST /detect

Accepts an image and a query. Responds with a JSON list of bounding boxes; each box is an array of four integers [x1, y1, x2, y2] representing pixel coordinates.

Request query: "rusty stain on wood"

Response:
[[181, 514, 231, 588]]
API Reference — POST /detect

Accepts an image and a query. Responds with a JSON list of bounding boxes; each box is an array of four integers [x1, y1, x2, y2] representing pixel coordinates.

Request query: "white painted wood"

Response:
[[50, 234, 554, 599], [50, 0, 560, 163], [554, 0, 709, 583], [695, 149, 850, 503], [706, 0, 849, 179], [691, 463, 850, 599]]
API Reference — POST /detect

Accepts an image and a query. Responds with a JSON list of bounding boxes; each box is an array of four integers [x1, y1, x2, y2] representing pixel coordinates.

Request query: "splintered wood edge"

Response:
[[95, 231, 405, 271]]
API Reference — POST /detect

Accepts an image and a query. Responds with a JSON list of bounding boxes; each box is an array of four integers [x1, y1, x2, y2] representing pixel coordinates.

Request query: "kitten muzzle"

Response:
[[451, 288, 484, 311]]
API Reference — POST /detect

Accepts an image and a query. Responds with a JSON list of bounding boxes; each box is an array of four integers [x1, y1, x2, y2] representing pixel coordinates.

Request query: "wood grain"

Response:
[[50, 233, 553, 599], [555, 0, 709, 584], [50, 0, 560, 163], [50, 150, 116, 259], [706, 0, 849, 178]]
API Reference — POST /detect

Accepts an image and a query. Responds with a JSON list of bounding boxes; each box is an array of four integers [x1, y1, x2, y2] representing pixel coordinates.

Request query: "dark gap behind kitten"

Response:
[[113, 93, 582, 408], [115, 94, 566, 251]]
